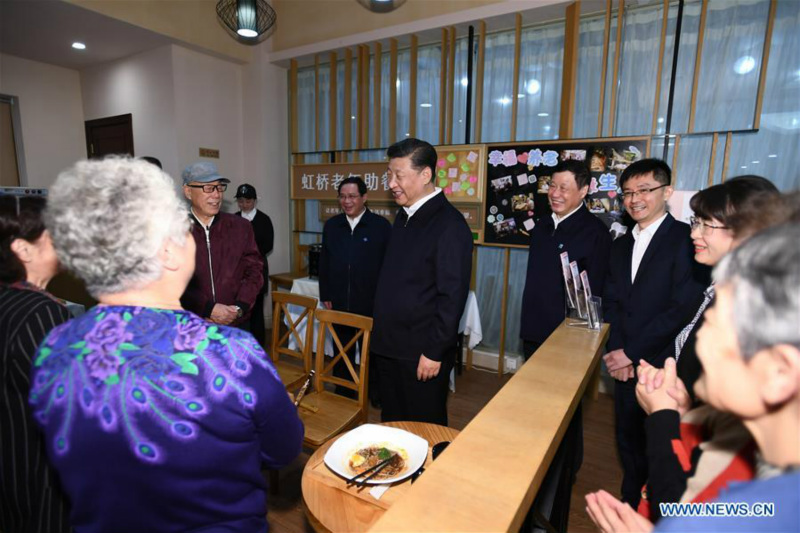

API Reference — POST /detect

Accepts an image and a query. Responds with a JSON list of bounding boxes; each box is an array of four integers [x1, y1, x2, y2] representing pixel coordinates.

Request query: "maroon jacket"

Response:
[[181, 211, 264, 326]]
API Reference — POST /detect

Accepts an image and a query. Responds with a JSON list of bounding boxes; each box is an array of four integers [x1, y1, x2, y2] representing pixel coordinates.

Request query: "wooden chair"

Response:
[[297, 309, 372, 449], [270, 291, 317, 391]]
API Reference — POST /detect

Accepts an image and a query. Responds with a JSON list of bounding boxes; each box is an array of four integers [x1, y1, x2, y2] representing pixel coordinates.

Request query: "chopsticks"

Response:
[[346, 454, 398, 487]]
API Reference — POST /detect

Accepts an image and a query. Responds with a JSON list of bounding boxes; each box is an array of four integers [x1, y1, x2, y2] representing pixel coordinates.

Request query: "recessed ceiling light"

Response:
[[72, 42, 86, 50], [526, 79, 541, 95], [517, 94, 525, 99], [538, 112, 549, 117], [768, 154, 778, 158], [741, 165, 748, 169], [498, 97, 511, 105], [461, 77, 469, 87], [752, 160, 760, 164], [420, 103, 432, 108]]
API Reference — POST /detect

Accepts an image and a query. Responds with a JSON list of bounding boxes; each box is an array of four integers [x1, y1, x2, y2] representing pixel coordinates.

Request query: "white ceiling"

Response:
[[0, 0, 176, 71]]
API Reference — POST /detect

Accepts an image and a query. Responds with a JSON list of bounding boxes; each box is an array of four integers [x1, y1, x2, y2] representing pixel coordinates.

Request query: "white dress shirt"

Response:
[[240, 209, 256, 222], [631, 212, 668, 283], [551, 204, 583, 229], [403, 187, 442, 220], [346, 209, 366, 231]]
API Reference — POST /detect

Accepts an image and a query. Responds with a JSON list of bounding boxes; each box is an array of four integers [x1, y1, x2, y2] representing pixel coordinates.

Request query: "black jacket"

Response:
[[371, 192, 473, 362], [237, 209, 274, 283], [603, 213, 709, 366], [520, 204, 612, 345], [318, 209, 391, 316]]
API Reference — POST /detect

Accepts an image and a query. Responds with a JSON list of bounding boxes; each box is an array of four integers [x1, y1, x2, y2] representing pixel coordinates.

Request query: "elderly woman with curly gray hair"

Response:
[[29, 158, 303, 533]]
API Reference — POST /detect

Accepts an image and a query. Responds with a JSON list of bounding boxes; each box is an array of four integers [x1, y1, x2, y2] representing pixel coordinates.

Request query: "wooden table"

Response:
[[301, 421, 460, 533], [370, 322, 610, 532]]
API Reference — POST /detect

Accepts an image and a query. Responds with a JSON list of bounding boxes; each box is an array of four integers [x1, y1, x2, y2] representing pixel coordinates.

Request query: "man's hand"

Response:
[[610, 365, 635, 382], [604, 349, 633, 372], [585, 490, 654, 533], [417, 354, 441, 381], [210, 304, 238, 325], [322, 301, 333, 310]]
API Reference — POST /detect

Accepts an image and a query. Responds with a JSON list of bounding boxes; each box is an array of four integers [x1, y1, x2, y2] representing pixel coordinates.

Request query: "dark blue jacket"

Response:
[[520, 204, 612, 344], [318, 209, 391, 317], [371, 192, 473, 362], [603, 213, 710, 366]]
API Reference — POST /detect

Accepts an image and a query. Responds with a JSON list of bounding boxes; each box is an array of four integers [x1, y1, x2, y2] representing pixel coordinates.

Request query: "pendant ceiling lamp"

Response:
[[356, 0, 407, 13], [216, 0, 277, 41]]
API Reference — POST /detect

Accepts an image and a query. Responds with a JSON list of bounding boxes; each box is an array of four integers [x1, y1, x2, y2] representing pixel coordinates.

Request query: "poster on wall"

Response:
[[290, 144, 486, 205], [482, 137, 650, 247]]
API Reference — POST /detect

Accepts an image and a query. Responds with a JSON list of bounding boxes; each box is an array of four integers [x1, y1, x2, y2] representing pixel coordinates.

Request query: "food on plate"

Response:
[[348, 445, 408, 479]]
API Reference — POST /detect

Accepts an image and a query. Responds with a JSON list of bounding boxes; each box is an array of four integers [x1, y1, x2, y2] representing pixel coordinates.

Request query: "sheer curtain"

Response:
[[297, 67, 315, 152], [574, 15, 606, 139], [416, 44, 442, 145], [516, 22, 564, 141], [451, 38, 471, 144], [695, 0, 770, 132], [318, 63, 331, 151], [480, 30, 515, 142], [396, 49, 411, 140], [727, 0, 800, 190]]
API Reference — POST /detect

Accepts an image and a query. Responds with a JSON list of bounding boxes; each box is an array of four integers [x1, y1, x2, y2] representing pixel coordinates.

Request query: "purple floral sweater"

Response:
[[29, 306, 303, 533]]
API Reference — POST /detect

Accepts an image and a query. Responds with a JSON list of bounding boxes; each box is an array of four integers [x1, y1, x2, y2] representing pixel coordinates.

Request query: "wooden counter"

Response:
[[369, 321, 610, 533]]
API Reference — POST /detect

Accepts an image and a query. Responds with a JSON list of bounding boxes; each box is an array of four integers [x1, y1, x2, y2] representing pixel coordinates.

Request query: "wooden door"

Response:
[[85, 113, 134, 159]]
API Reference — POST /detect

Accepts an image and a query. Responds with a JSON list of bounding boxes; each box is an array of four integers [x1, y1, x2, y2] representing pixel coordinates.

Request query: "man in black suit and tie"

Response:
[[602, 159, 708, 507], [371, 138, 473, 425]]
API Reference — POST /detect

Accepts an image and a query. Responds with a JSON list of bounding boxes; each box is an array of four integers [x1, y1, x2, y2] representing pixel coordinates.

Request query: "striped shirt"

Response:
[[0, 285, 72, 533]]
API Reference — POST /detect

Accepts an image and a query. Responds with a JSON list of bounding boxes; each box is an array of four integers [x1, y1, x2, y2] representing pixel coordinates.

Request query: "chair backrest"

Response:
[[314, 309, 373, 418], [270, 291, 318, 371]]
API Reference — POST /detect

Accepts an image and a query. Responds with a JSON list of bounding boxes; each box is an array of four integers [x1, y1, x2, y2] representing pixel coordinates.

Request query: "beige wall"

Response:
[[69, 0, 254, 64], [271, 0, 506, 51], [0, 53, 86, 188]]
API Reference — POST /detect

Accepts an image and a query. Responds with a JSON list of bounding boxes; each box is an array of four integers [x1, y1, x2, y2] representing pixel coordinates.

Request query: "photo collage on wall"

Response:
[[483, 138, 649, 246]]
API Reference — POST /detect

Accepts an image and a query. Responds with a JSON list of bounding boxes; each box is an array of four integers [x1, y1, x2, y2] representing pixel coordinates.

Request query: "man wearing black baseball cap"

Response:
[[236, 183, 274, 346]]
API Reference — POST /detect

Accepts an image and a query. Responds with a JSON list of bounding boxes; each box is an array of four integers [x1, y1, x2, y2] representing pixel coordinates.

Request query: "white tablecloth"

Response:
[[284, 278, 482, 391]]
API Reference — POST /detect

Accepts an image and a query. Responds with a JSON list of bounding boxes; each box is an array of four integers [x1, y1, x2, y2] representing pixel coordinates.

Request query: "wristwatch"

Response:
[[233, 305, 243, 319]]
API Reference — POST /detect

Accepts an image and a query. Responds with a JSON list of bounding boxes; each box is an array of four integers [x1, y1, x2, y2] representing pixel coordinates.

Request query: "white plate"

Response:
[[324, 424, 429, 485]]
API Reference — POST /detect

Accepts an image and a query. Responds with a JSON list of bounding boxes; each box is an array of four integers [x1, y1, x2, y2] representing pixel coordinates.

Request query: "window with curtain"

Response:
[[727, 0, 800, 190], [396, 49, 411, 141], [574, 15, 606, 139], [480, 30, 516, 142], [452, 37, 472, 145], [318, 63, 331, 151], [694, 0, 770, 132], [297, 67, 315, 152], [416, 44, 442, 145], [613, 3, 665, 137], [515, 22, 564, 141], [336, 60, 346, 150]]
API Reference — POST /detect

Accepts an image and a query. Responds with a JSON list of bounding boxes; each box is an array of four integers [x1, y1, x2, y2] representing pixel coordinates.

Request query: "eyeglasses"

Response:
[[337, 194, 362, 201], [187, 184, 227, 193], [620, 184, 668, 201], [690, 216, 729, 235]]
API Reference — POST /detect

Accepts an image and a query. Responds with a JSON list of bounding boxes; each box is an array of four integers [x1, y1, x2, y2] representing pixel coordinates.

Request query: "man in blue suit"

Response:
[[603, 159, 709, 507]]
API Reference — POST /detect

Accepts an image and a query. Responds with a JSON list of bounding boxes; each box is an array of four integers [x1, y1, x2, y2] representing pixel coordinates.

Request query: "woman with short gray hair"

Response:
[[30, 158, 303, 533]]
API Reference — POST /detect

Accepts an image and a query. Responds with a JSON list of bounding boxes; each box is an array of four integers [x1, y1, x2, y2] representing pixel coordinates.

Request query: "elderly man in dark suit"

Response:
[[371, 138, 473, 425], [603, 158, 709, 507]]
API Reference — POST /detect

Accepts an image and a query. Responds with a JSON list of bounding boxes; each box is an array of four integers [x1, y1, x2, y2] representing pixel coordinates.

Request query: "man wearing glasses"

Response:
[[180, 161, 264, 328], [602, 158, 708, 508], [319, 177, 391, 401]]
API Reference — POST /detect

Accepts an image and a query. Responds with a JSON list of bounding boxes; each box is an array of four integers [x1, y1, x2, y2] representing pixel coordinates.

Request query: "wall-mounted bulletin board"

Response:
[[482, 137, 650, 247], [291, 143, 487, 236]]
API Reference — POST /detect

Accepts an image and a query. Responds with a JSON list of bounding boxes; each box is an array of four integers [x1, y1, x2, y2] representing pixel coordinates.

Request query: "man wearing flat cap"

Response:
[[180, 162, 264, 329], [235, 183, 274, 345]]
